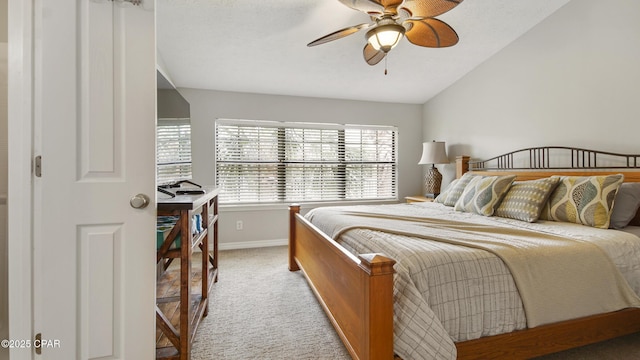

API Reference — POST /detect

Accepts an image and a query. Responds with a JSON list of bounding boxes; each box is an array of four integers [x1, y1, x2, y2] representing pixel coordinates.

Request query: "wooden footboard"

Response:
[[288, 204, 395, 360]]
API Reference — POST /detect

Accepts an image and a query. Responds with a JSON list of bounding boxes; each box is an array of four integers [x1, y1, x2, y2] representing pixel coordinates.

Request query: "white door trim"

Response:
[[7, 0, 34, 359]]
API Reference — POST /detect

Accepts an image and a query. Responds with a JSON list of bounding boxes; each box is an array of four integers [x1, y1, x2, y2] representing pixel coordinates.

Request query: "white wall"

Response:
[[0, 0, 7, 356], [0, 42, 7, 360], [423, 0, 640, 186], [179, 89, 423, 247]]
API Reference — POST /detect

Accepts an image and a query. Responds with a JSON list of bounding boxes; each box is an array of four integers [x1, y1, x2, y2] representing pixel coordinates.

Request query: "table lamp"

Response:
[[418, 141, 449, 198]]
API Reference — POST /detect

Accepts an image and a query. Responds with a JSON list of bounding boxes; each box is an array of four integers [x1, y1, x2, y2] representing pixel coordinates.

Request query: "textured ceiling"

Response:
[[156, 0, 570, 104]]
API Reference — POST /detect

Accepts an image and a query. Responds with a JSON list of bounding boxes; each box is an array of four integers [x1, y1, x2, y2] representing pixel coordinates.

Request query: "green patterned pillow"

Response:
[[539, 174, 624, 228], [454, 175, 516, 216], [494, 177, 560, 222], [443, 173, 477, 207], [435, 179, 459, 204]]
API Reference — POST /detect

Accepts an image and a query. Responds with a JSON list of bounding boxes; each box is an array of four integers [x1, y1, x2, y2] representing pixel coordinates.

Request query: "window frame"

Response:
[[215, 119, 398, 205], [156, 118, 193, 185]]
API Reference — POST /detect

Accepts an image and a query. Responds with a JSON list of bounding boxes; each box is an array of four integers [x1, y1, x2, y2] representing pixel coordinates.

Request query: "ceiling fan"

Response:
[[308, 0, 463, 67]]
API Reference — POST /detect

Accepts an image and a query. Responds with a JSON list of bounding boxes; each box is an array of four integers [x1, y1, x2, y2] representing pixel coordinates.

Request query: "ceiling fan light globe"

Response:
[[366, 24, 405, 53]]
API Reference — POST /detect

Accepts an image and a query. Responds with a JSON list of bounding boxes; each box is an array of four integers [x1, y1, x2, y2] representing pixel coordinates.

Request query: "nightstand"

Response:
[[405, 195, 435, 203]]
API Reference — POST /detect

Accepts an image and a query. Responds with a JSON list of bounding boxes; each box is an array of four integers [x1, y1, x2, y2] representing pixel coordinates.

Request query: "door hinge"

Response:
[[34, 155, 42, 177], [34, 333, 42, 355]]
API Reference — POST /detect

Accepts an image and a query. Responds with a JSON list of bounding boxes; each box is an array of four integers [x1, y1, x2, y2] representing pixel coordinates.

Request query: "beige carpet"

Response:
[[191, 246, 351, 360], [191, 246, 640, 360]]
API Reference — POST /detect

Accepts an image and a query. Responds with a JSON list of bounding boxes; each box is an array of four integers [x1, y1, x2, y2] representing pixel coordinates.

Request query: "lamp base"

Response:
[[424, 165, 443, 198]]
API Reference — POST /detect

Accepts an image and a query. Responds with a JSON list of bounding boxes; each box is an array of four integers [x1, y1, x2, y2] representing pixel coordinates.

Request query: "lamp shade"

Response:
[[418, 141, 448, 165]]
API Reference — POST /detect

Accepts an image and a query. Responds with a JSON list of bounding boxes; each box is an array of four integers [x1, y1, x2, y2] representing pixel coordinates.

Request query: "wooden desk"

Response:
[[156, 187, 219, 360]]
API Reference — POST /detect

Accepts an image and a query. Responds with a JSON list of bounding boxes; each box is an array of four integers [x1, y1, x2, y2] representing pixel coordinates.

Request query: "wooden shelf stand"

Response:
[[155, 188, 219, 360]]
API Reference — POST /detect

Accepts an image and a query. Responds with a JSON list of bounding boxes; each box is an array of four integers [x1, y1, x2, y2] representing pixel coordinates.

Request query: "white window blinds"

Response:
[[215, 119, 397, 204], [157, 119, 192, 184]]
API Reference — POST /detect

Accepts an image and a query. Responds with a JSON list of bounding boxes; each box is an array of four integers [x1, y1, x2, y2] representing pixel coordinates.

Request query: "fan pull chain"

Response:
[[384, 56, 388, 75]]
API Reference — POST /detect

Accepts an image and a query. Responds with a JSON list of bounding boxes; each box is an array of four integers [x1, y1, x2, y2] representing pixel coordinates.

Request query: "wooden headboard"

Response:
[[454, 146, 640, 226]]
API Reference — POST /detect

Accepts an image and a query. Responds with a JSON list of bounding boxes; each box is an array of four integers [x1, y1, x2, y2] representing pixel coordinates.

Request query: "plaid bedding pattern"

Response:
[[306, 202, 640, 360]]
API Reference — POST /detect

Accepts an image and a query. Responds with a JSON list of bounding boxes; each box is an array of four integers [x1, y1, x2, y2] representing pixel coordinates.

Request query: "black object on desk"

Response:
[[176, 188, 206, 195]]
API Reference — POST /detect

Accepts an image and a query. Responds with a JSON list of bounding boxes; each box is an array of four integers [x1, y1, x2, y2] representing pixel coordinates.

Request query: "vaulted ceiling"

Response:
[[156, 0, 570, 104]]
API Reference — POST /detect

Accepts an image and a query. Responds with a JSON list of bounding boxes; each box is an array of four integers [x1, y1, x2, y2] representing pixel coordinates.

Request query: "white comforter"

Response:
[[305, 202, 640, 360]]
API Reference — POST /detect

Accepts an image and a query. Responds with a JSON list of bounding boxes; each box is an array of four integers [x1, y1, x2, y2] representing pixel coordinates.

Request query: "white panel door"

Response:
[[33, 0, 156, 359]]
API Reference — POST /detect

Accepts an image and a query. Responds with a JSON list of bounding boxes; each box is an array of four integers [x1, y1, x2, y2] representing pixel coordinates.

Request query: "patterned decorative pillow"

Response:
[[443, 173, 477, 207], [454, 175, 516, 216], [494, 177, 560, 222], [540, 174, 624, 229], [434, 179, 459, 204]]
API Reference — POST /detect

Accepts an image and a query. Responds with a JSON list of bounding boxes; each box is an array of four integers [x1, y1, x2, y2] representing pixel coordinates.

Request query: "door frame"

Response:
[[7, 0, 34, 358]]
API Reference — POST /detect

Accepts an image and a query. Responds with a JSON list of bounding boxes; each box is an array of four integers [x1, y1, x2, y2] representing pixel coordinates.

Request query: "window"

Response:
[[157, 119, 192, 184], [215, 119, 397, 204]]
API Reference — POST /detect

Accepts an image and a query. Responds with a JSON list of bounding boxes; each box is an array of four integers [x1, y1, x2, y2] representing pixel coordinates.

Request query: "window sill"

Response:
[[220, 198, 399, 212]]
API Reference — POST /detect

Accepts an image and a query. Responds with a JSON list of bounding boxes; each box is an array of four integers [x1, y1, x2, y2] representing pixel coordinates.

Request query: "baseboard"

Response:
[[219, 238, 288, 251]]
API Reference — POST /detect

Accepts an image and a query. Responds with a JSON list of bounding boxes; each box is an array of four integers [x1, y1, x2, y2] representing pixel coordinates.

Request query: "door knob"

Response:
[[130, 194, 150, 209]]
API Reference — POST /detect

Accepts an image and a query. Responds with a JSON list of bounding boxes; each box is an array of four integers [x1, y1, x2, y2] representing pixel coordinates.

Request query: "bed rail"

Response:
[[466, 146, 640, 171]]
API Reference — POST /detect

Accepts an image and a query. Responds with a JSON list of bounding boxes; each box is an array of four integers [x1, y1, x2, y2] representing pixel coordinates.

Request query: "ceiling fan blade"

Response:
[[399, 0, 463, 18], [338, 0, 384, 15], [379, 0, 404, 14], [340, 0, 405, 15], [307, 23, 370, 47], [378, 0, 404, 11], [363, 43, 386, 65], [404, 18, 459, 47]]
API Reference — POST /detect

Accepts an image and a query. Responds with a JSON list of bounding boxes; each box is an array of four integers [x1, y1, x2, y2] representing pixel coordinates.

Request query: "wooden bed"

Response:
[[288, 147, 640, 360]]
